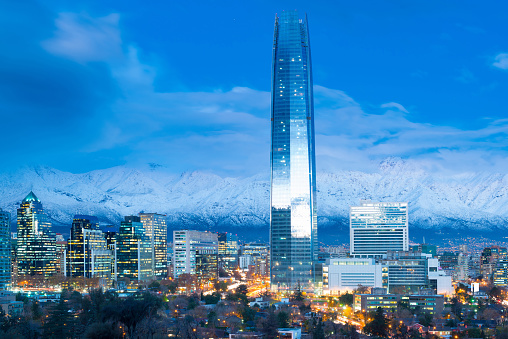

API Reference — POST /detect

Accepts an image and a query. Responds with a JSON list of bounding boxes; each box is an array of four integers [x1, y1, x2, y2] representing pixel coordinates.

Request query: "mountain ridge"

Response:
[[1, 159, 507, 241]]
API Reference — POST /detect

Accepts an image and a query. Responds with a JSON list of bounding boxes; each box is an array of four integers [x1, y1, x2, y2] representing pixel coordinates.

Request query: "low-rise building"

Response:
[[323, 258, 384, 295], [0, 291, 23, 317], [278, 328, 301, 339]]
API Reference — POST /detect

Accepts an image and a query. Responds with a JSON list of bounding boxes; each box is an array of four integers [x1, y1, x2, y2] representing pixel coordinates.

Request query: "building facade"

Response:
[[322, 258, 384, 295], [173, 230, 218, 282], [116, 216, 153, 281], [16, 192, 57, 277], [139, 213, 167, 279], [350, 201, 408, 258], [0, 209, 10, 290], [218, 232, 239, 272], [67, 216, 111, 285], [270, 10, 318, 291]]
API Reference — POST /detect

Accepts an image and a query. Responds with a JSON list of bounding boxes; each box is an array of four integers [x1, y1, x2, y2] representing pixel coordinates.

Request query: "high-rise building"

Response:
[[139, 213, 167, 279], [116, 216, 153, 281], [16, 192, 57, 278], [270, 10, 318, 291], [350, 201, 408, 258], [173, 230, 218, 282], [0, 209, 11, 290], [218, 232, 239, 272], [67, 216, 112, 285]]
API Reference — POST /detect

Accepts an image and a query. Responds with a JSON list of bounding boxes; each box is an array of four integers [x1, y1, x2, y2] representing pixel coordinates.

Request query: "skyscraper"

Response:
[[173, 230, 218, 282], [16, 192, 57, 278], [116, 216, 153, 281], [350, 201, 409, 258], [139, 213, 167, 279], [270, 10, 318, 291], [67, 215, 112, 285], [0, 209, 11, 290]]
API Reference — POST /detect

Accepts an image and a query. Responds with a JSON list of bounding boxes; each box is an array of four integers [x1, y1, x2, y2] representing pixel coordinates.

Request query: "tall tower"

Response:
[[0, 208, 11, 290], [270, 10, 318, 291], [139, 213, 167, 279], [16, 191, 57, 278]]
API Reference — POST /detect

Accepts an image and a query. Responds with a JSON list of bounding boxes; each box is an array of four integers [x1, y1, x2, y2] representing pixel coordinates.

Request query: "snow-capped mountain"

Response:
[[1, 158, 508, 241]]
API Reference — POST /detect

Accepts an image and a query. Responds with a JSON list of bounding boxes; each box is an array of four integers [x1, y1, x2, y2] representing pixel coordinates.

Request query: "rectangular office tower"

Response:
[[67, 216, 112, 286], [116, 216, 153, 281], [350, 201, 408, 258], [139, 213, 167, 278], [173, 230, 218, 282], [270, 10, 318, 291]]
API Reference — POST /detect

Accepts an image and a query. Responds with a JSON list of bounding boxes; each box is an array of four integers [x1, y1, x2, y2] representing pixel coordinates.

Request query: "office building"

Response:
[[350, 201, 408, 258], [270, 10, 318, 291], [139, 213, 167, 279], [116, 216, 153, 281], [173, 230, 218, 282], [218, 232, 239, 271], [16, 191, 57, 277], [494, 259, 508, 286], [322, 258, 384, 295], [67, 216, 112, 285], [0, 209, 10, 290]]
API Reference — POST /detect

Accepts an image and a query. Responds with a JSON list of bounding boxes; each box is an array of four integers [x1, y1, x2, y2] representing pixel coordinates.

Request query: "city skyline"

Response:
[[1, 1, 508, 176]]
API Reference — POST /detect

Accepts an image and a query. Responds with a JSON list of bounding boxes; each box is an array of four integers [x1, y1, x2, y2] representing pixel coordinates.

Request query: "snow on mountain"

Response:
[[1, 159, 507, 236]]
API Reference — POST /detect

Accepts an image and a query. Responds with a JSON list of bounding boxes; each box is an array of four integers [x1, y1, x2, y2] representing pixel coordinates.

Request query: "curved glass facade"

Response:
[[270, 10, 317, 291]]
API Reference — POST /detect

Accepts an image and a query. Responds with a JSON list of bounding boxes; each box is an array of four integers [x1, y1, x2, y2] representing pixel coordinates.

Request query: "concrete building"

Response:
[[350, 201, 408, 258], [173, 230, 218, 282], [322, 258, 384, 295]]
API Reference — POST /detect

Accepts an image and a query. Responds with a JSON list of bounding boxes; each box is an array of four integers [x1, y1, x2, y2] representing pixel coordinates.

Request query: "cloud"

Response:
[[380, 102, 409, 114], [3, 9, 508, 177], [42, 12, 122, 63], [493, 53, 508, 70]]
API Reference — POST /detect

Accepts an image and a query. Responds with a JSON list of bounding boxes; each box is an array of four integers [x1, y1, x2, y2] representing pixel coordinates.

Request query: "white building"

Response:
[[350, 201, 408, 258], [323, 258, 384, 295], [427, 258, 454, 295], [173, 230, 218, 280], [239, 255, 252, 270]]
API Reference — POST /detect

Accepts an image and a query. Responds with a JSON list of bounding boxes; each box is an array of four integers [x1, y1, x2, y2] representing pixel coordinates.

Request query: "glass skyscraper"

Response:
[[139, 213, 167, 279], [16, 191, 57, 278], [270, 10, 318, 291]]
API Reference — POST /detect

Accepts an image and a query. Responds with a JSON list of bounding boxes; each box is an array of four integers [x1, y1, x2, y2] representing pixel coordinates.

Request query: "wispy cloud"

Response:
[[6, 10, 508, 176], [493, 53, 508, 70], [42, 13, 122, 63]]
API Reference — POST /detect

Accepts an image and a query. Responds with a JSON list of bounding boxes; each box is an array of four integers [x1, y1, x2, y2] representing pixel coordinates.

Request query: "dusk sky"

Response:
[[2, 1, 508, 176]]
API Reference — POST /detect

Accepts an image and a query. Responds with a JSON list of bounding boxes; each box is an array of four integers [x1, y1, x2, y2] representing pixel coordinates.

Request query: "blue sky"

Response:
[[1, 1, 508, 176]]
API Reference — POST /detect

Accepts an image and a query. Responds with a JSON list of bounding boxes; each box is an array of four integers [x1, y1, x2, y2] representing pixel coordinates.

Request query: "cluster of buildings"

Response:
[[321, 201, 453, 297], [0, 192, 270, 291]]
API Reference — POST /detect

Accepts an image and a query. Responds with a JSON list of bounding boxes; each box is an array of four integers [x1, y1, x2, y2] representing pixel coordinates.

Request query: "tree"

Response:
[[262, 311, 280, 338], [84, 322, 122, 339], [291, 282, 305, 302], [310, 318, 325, 339], [207, 311, 218, 328], [277, 311, 290, 328], [31, 301, 42, 320], [338, 292, 353, 306], [363, 307, 388, 338], [43, 297, 76, 338], [418, 312, 433, 327]]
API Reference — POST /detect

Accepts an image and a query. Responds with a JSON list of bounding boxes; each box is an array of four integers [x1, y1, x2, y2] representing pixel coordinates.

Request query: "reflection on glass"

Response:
[[270, 10, 317, 291]]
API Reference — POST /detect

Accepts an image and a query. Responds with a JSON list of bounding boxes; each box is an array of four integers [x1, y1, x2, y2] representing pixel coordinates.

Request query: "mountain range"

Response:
[[1, 158, 507, 244]]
